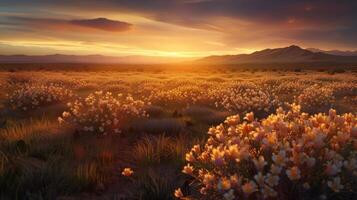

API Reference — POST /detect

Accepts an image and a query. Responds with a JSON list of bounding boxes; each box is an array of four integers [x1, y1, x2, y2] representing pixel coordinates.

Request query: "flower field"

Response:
[[0, 69, 356, 199]]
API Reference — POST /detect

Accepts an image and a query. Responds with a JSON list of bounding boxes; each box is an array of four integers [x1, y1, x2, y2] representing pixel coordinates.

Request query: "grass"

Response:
[[0, 117, 119, 199], [133, 134, 199, 168]]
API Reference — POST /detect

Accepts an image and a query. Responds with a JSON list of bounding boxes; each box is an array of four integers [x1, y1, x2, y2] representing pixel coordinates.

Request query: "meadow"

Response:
[[0, 68, 356, 200]]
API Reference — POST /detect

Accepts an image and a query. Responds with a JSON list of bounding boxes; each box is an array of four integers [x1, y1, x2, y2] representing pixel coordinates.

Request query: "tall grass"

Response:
[[133, 134, 202, 168], [0, 118, 116, 199]]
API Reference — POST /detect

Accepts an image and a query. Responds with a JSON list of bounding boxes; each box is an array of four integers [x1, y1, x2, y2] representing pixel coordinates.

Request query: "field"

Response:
[[0, 68, 356, 200]]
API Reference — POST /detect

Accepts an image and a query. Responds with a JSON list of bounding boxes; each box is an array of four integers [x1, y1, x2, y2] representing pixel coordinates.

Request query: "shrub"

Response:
[[7, 83, 74, 111], [59, 91, 148, 135], [214, 82, 279, 114], [298, 84, 335, 113], [177, 104, 357, 200]]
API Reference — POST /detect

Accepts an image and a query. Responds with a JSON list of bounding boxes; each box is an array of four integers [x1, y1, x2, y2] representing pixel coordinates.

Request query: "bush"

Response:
[[7, 83, 74, 111], [59, 91, 148, 135], [177, 104, 357, 200], [298, 84, 335, 113]]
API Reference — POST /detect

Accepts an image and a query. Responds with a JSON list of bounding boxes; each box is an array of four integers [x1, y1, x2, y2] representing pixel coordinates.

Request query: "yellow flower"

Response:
[[327, 177, 344, 192], [272, 150, 288, 166], [242, 181, 257, 195], [211, 148, 225, 166], [174, 188, 184, 198], [121, 168, 133, 177], [185, 152, 196, 162], [182, 164, 194, 175], [218, 178, 231, 190], [286, 166, 301, 181], [244, 112, 254, 122]]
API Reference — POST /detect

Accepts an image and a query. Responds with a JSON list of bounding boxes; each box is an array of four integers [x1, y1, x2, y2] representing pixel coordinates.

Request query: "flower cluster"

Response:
[[59, 91, 148, 135], [178, 104, 357, 199], [213, 82, 280, 114], [298, 85, 335, 112], [7, 83, 74, 111]]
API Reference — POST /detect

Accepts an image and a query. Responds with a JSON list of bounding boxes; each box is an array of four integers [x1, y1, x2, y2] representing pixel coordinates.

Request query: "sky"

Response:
[[0, 0, 357, 57]]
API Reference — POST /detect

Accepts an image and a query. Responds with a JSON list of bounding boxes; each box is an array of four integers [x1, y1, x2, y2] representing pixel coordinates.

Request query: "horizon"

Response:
[[0, 45, 356, 58], [1, 1, 357, 58]]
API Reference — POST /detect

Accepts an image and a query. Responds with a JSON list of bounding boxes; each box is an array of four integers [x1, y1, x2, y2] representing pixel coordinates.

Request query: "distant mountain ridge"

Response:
[[307, 48, 357, 56], [198, 45, 357, 64], [1, 45, 357, 65], [0, 54, 194, 64]]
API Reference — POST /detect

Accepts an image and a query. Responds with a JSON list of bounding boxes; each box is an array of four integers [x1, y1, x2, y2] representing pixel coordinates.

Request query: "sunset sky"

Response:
[[1, 0, 357, 57]]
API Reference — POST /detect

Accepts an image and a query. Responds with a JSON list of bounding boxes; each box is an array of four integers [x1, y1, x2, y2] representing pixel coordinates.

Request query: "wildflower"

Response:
[[174, 188, 184, 198], [244, 112, 254, 122], [329, 109, 336, 119], [182, 164, 194, 175], [254, 172, 265, 186], [58, 117, 64, 124], [185, 152, 196, 162], [202, 173, 215, 186], [218, 178, 231, 190], [211, 148, 225, 166], [265, 173, 279, 187], [327, 177, 344, 192], [225, 115, 240, 126], [192, 145, 200, 154], [325, 162, 341, 176], [242, 181, 257, 195], [344, 158, 357, 171], [223, 189, 235, 200], [272, 150, 288, 166], [99, 126, 104, 132], [253, 155, 267, 171], [286, 166, 301, 181], [62, 111, 70, 118], [121, 168, 133, 177]]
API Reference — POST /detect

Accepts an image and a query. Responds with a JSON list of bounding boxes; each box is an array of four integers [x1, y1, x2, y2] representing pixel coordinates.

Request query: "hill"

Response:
[[198, 45, 357, 64]]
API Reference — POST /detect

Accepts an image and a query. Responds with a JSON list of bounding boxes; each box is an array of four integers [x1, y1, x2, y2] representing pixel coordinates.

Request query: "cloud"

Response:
[[70, 18, 132, 32], [3, 16, 132, 32]]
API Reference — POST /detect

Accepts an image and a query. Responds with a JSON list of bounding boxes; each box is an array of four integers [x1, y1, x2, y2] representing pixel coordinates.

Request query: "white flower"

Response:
[[327, 177, 344, 192]]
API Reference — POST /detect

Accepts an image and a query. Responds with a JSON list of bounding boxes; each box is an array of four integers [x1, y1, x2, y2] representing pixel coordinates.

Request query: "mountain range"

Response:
[[197, 45, 357, 64], [1, 45, 357, 65], [307, 48, 357, 56]]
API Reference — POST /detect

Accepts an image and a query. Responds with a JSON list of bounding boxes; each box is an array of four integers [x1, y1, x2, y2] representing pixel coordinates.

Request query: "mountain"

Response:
[[198, 45, 357, 64], [0, 54, 194, 64], [307, 48, 357, 56]]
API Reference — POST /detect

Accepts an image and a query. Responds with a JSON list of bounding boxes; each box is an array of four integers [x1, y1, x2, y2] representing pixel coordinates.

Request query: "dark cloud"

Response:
[[2, 16, 132, 32], [70, 18, 132, 32]]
